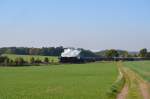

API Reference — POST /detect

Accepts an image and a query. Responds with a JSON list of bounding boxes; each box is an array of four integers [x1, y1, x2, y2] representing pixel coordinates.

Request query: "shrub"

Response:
[[30, 57, 35, 64], [44, 57, 49, 63], [14, 57, 26, 66]]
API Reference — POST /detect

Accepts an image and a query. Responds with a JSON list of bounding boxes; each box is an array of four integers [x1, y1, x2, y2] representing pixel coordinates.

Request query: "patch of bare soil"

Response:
[[139, 82, 150, 99], [117, 84, 128, 99]]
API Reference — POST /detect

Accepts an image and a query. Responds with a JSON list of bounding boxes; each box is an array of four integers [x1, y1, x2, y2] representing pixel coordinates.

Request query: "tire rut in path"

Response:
[[139, 82, 150, 99], [116, 62, 150, 99], [117, 84, 128, 99]]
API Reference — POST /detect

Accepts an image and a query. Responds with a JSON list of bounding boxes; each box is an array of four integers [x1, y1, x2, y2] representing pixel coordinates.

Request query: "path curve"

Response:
[[116, 62, 150, 99]]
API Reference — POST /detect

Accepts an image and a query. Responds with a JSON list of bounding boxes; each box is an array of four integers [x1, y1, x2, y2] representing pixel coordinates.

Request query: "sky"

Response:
[[0, 0, 150, 51]]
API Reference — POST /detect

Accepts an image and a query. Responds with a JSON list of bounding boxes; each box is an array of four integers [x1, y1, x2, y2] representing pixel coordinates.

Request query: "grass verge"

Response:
[[107, 62, 125, 99]]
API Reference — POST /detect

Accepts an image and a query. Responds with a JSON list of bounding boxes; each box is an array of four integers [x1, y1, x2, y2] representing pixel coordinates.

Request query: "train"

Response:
[[59, 48, 150, 63], [59, 56, 150, 63]]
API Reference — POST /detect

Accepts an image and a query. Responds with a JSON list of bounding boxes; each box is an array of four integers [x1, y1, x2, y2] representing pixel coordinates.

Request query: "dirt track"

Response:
[[117, 62, 150, 99], [117, 84, 128, 99]]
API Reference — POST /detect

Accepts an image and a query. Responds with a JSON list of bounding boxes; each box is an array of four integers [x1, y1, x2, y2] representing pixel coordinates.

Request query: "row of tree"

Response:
[[0, 56, 52, 66], [0, 47, 98, 57], [96, 48, 150, 58], [0, 47, 150, 58], [139, 48, 150, 58], [96, 49, 131, 58], [0, 47, 64, 56]]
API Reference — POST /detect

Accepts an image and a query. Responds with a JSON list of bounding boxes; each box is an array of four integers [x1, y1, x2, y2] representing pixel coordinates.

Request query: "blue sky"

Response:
[[0, 0, 150, 51]]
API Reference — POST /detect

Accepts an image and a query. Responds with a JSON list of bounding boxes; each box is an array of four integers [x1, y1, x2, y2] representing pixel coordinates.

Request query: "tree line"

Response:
[[0, 47, 64, 56], [0, 47, 98, 66], [0, 47, 150, 58], [0, 56, 53, 66], [0, 47, 97, 57], [139, 48, 150, 58], [96, 48, 150, 58], [0, 47, 150, 66]]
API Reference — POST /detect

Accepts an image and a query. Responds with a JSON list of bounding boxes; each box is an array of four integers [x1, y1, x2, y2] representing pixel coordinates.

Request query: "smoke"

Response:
[[61, 48, 81, 57]]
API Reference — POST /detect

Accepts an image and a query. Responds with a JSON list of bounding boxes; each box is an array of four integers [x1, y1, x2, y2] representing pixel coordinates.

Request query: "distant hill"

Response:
[[79, 49, 100, 57], [95, 50, 108, 57], [128, 51, 139, 56]]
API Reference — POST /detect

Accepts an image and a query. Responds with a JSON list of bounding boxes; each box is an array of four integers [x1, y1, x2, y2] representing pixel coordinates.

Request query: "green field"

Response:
[[124, 61, 150, 82], [0, 62, 118, 99], [2, 54, 59, 63]]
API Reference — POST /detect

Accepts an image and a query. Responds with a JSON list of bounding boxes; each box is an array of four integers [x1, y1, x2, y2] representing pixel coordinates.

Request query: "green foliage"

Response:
[[96, 50, 129, 58], [0, 47, 64, 56], [29, 48, 41, 55], [95, 50, 107, 57], [139, 48, 147, 57], [79, 49, 98, 57], [3, 54, 59, 63], [106, 49, 119, 58], [14, 57, 26, 66], [118, 51, 129, 57], [30, 57, 35, 64], [0, 56, 10, 66], [44, 57, 49, 63], [0, 47, 99, 57], [0, 54, 56, 66], [35, 58, 42, 64], [146, 52, 150, 57], [3, 57, 10, 66], [107, 76, 125, 99]]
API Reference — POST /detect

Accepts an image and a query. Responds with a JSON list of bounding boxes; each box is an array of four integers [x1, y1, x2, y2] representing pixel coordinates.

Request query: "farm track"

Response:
[[117, 62, 150, 99], [117, 84, 128, 99]]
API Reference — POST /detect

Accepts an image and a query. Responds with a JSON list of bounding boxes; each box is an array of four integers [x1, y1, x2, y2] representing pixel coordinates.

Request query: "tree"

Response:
[[14, 57, 25, 66], [29, 48, 40, 55], [44, 57, 49, 63], [0, 56, 8, 64], [51, 59, 54, 63], [35, 58, 42, 64], [122, 51, 129, 57], [0, 51, 2, 56], [139, 48, 147, 57], [9, 59, 14, 65], [106, 49, 119, 58], [30, 57, 35, 64], [4, 58, 10, 66], [146, 52, 150, 58], [80, 49, 98, 57]]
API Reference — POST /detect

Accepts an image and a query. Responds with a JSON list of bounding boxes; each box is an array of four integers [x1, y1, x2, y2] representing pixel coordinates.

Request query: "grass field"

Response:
[[2, 54, 59, 63], [0, 62, 118, 99], [124, 61, 150, 82]]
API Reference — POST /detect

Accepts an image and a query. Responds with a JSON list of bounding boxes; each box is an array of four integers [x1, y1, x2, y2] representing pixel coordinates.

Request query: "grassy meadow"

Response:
[[0, 62, 118, 99], [124, 61, 150, 82], [1, 54, 150, 99]]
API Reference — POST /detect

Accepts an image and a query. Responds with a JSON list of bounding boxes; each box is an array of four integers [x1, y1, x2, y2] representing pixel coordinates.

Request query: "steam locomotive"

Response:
[[59, 48, 147, 63], [59, 56, 102, 63]]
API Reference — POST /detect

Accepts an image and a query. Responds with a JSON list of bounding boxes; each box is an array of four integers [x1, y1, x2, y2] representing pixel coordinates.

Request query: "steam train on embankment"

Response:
[[59, 56, 150, 63], [59, 48, 150, 63]]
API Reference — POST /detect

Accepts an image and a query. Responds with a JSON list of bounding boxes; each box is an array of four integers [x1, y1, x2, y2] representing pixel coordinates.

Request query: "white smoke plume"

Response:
[[61, 48, 81, 57]]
